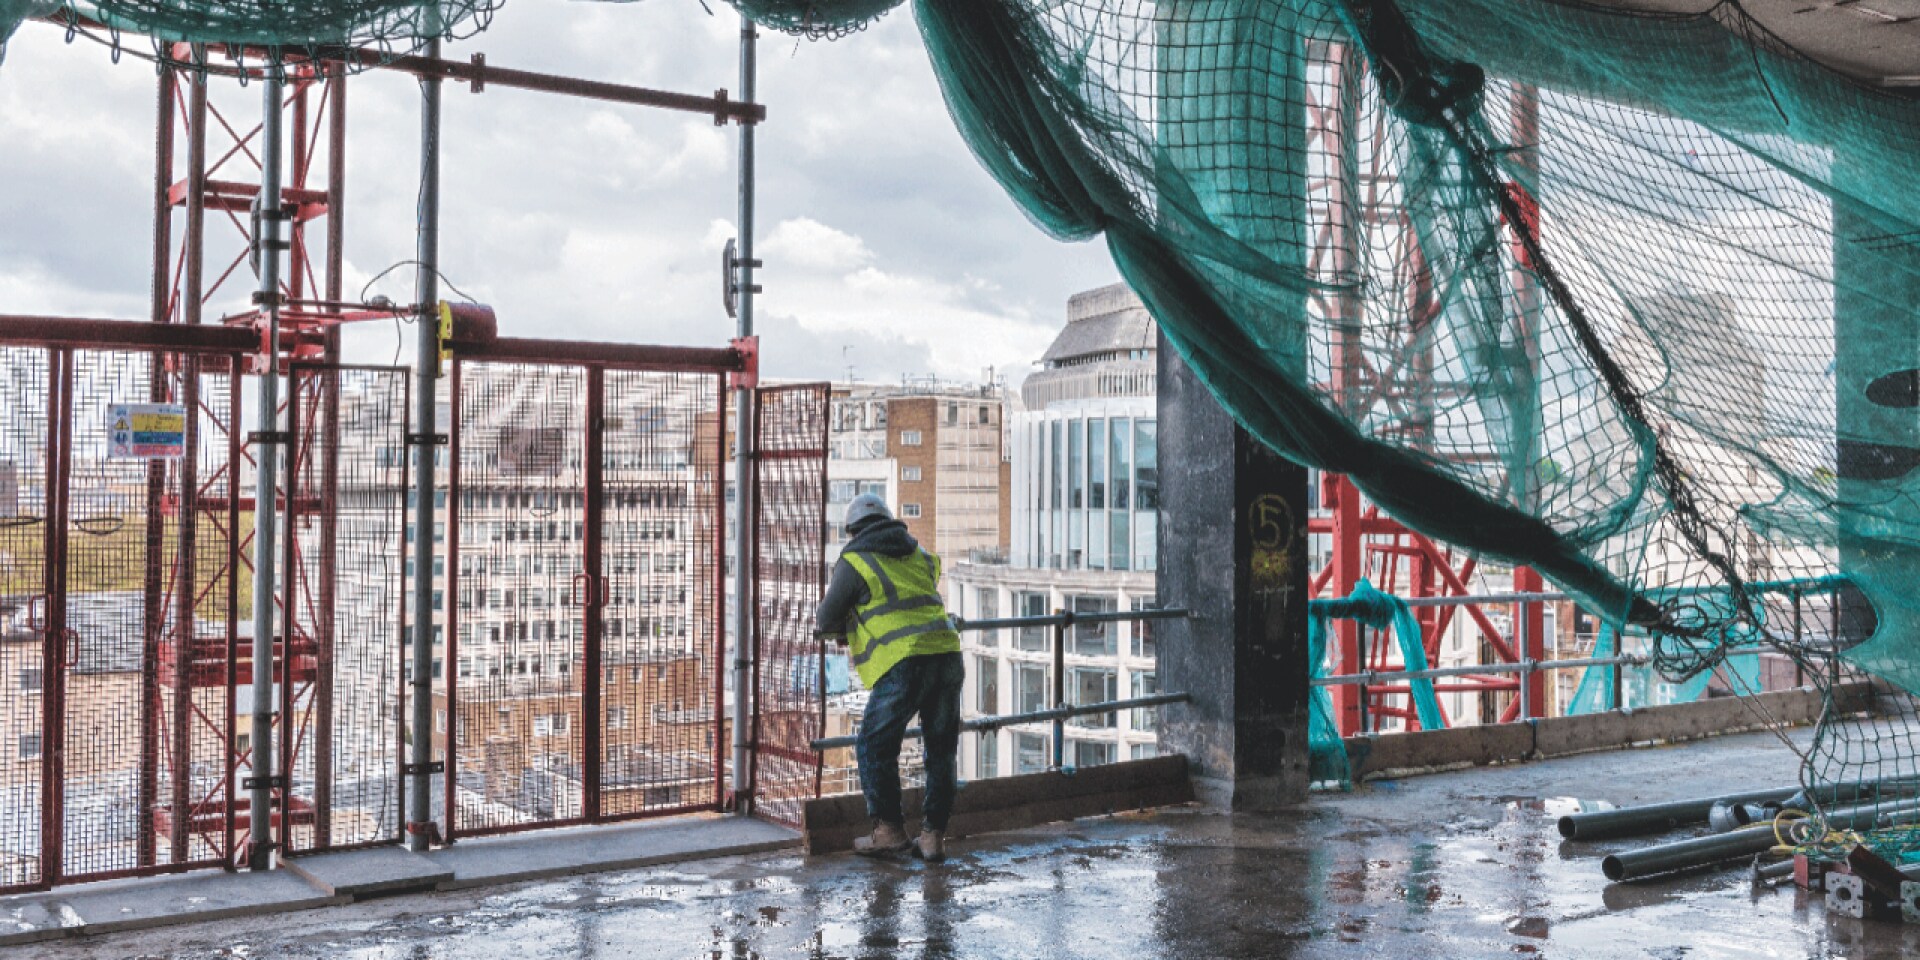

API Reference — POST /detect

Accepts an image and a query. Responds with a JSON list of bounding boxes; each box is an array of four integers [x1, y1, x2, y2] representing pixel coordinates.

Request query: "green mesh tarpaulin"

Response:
[[728, 0, 1920, 824], [1309, 579, 1448, 786], [3, 0, 501, 65]]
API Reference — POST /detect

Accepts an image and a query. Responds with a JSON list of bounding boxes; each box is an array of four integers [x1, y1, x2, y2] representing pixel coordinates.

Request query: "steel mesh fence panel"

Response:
[[157, 360, 243, 874], [58, 350, 164, 881], [596, 370, 725, 819], [750, 383, 830, 829], [448, 362, 591, 837], [0, 346, 51, 892], [284, 365, 408, 854]]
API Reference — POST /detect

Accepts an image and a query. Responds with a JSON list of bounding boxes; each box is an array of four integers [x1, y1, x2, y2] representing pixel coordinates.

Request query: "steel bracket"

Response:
[[403, 760, 445, 775], [406, 432, 449, 447], [246, 430, 291, 446], [241, 774, 287, 791], [729, 335, 759, 391]]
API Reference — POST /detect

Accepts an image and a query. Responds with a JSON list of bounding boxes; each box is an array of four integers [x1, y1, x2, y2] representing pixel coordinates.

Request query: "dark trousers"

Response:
[[856, 652, 964, 831]]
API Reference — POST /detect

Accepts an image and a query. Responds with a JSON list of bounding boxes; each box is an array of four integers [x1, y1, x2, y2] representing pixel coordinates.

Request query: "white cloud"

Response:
[[0, 0, 1123, 385], [762, 217, 873, 272]]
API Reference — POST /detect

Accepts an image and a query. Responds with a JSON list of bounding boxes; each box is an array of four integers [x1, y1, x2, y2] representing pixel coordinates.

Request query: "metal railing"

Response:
[[811, 607, 1192, 768]]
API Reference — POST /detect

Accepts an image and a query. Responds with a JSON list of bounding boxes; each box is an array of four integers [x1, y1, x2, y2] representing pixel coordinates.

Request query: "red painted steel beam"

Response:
[[0, 316, 256, 351], [448, 336, 747, 372]]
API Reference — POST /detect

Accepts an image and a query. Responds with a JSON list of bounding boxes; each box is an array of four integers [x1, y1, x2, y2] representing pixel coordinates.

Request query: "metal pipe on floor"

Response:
[[247, 59, 286, 873], [1602, 796, 1920, 882], [1559, 787, 1803, 841]]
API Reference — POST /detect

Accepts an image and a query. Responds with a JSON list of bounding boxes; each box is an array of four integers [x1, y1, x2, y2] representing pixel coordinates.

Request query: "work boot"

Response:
[[853, 820, 912, 857], [913, 829, 946, 863]]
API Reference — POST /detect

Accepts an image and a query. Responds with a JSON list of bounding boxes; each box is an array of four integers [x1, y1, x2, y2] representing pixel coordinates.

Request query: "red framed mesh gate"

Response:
[[0, 319, 760, 883], [746, 383, 830, 828], [0, 318, 412, 891], [441, 341, 733, 840]]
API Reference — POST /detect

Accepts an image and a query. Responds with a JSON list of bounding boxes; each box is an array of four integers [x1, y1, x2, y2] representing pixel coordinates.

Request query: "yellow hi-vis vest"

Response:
[[843, 548, 961, 687]]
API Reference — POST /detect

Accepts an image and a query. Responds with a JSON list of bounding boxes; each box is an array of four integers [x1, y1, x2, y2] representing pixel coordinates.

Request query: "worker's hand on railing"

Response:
[[813, 630, 849, 648]]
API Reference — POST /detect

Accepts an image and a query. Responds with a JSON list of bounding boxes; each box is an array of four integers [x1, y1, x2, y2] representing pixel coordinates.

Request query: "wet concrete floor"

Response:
[[29, 729, 1920, 959]]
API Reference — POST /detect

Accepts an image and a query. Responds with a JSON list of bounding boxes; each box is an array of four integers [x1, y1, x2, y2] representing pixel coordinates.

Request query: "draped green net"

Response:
[[2, 0, 502, 69], [729, 0, 1920, 828]]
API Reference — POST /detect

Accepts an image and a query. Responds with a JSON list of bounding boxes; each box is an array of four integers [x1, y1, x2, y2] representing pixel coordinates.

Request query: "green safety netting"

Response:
[[1308, 579, 1447, 785], [2, 0, 502, 70], [729, 0, 1920, 827]]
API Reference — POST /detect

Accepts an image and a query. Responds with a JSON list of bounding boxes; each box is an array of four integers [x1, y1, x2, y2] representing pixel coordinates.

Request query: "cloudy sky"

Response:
[[0, 0, 1122, 384]]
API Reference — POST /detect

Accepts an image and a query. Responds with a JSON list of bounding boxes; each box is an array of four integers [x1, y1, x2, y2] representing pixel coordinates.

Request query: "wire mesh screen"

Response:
[[56, 350, 158, 880], [0, 346, 51, 892], [156, 359, 242, 874], [750, 383, 830, 828], [596, 370, 726, 819], [448, 362, 592, 836], [284, 365, 408, 854]]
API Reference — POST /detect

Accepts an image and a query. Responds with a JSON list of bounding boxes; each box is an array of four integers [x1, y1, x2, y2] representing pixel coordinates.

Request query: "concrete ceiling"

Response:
[[1580, 0, 1920, 89]]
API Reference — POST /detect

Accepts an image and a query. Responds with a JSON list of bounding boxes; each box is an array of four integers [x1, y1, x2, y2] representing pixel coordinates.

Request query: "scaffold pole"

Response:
[[729, 11, 759, 814], [248, 59, 286, 872], [408, 34, 445, 852]]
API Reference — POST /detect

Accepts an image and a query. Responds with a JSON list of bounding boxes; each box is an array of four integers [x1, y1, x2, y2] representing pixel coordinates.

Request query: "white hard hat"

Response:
[[844, 493, 892, 532]]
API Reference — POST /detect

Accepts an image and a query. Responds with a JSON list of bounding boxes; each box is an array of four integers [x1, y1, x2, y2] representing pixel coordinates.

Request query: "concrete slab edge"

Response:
[[429, 835, 800, 892], [0, 890, 351, 946], [1342, 682, 1874, 782]]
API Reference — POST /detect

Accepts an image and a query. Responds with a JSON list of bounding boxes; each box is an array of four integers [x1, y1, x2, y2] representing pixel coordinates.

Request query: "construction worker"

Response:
[[815, 492, 963, 861]]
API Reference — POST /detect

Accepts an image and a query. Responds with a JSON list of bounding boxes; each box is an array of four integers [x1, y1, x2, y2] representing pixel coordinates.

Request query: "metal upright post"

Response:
[[1052, 609, 1067, 769], [247, 61, 286, 872], [728, 12, 759, 813], [408, 36, 445, 852]]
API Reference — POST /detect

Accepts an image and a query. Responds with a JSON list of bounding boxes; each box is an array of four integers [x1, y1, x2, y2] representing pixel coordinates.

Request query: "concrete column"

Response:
[[1156, 340, 1312, 810]]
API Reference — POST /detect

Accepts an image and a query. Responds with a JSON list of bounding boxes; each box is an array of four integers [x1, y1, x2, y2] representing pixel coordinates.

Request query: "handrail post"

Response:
[[1053, 608, 1068, 769], [1611, 636, 1626, 711], [1355, 624, 1369, 734]]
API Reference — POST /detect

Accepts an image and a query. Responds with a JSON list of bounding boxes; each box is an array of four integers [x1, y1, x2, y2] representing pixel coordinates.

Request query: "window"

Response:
[[1050, 421, 1063, 510], [1088, 419, 1107, 510], [946, 403, 957, 426], [1110, 419, 1131, 510], [533, 713, 571, 737], [609, 707, 629, 730], [1072, 740, 1115, 768], [977, 731, 999, 778], [1135, 420, 1159, 511], [974, 589, 1000, 647], [1131, 671, 1159, 731], [1016, 664, 1050, 715], [979, 405, 990, 425], [1131, 742, 1160, 761], [1070, 595, 1116, 656], [1068, 419, 1085, 510], [975, 656, 999, 715], [901, 503, 922, 519], [1015, 732, 1049, 774], [900, 430, 922, 447], [903, 466, 922, 483], [435, 711, 447, 734], [1015, 592, 1049, 652], [1130, 598, 1157, 659], [19, 668, 41, 692], [1069, 668, 1117, 728]]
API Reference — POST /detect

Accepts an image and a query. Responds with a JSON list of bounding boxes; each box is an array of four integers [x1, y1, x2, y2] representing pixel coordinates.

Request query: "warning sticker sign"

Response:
[[108, 403, 187, 459]]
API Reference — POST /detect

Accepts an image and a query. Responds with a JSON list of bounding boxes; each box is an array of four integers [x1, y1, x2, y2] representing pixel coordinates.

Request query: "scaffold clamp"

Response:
[[403, 761, 445, 775], [730, 335, 760, 390]]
